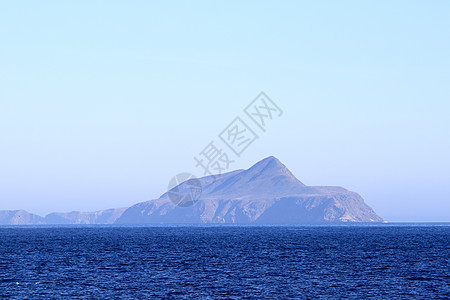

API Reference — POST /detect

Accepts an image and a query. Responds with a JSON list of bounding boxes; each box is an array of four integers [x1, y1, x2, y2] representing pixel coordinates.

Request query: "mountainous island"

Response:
[[0, 156, 383, 225]]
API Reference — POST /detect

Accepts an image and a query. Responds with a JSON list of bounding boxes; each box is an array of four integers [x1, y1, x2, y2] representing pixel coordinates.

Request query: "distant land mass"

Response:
[[0, 208, 127, 225], [0, 156, 383, 225]]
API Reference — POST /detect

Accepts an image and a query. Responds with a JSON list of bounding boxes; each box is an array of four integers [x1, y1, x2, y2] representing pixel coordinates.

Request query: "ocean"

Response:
[[0, 224, 448, 299]]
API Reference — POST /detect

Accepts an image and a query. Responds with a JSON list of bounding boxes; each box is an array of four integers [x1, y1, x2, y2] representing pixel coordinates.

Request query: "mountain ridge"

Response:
[[0, 156, 383, 225], [116, 156, 383, 224]]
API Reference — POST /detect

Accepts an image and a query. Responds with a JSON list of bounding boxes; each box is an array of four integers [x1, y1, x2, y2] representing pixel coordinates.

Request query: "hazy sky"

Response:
[[1, 1, 449, 221]]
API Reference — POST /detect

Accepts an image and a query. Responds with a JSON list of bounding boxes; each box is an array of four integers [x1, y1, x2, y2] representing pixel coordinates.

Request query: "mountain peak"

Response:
[[253, 156, 284, 169], [256, 155, 282, 166], [246, 156, 301, 183], [202, 156, 306, 198]]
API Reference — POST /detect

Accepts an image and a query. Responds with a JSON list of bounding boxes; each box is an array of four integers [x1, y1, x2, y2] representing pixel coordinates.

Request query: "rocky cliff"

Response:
[[116, 156, 383, 224], [0, 157, 383, 225]]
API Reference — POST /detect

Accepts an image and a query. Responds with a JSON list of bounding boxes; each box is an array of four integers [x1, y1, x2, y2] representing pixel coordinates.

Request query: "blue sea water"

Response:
[[0, 224, 448, 299]]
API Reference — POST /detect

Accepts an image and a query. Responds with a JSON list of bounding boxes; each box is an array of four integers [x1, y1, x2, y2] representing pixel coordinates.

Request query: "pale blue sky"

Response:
[[0, 1, 449, 221]]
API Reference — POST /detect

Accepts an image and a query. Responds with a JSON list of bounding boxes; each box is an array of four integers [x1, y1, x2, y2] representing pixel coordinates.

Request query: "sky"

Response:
[[0, 1, 449, 221]]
